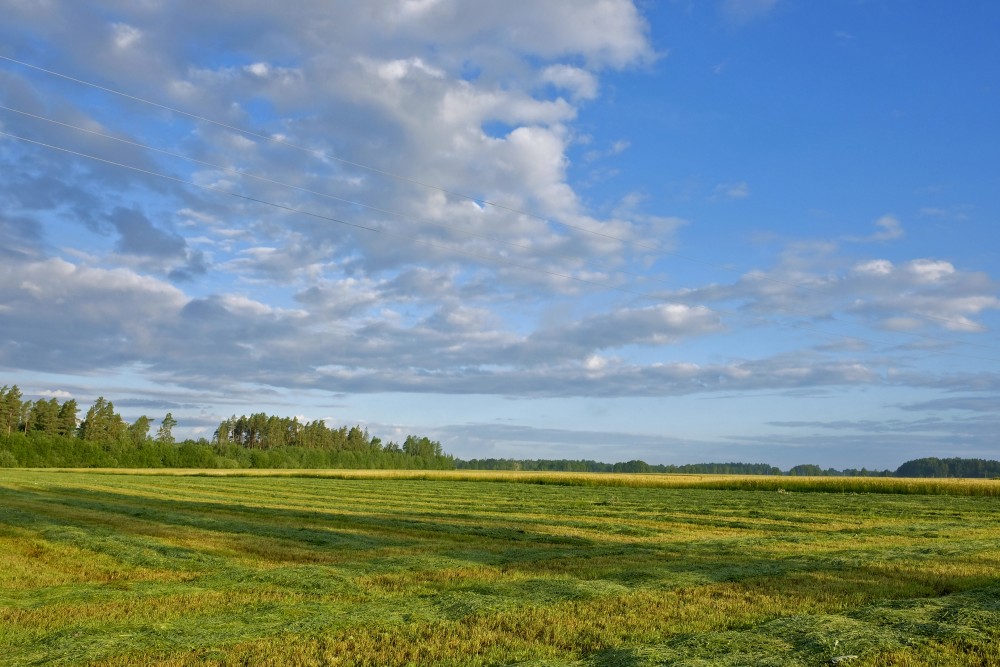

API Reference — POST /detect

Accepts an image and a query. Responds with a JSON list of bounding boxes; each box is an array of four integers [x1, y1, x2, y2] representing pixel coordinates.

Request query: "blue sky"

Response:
[[1, 0, 998, 469]]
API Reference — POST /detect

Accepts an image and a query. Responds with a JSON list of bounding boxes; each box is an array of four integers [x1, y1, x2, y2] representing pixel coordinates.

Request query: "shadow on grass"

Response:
[[585, 583, 1000, 667], [3, 477, 1000, 667], [3, 482, 998, 598]]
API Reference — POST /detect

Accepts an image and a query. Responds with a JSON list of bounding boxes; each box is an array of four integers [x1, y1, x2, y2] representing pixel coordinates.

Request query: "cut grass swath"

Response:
[[2, 469, 998, 665]]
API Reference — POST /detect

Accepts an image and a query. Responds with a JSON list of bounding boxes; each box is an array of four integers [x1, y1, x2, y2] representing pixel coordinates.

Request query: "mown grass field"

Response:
[[2, 469, 999, 666]]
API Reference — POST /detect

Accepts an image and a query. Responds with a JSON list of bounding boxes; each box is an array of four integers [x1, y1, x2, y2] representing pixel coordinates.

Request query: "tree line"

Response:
[[895, 457, 1000, 479], [0, 386, 179, 445], [456, 457, 1000, 478], [213, 413, 444, 457], [0, 385, 452, 470], [456, 458, 784, 475], [2, 385, 997, 476]]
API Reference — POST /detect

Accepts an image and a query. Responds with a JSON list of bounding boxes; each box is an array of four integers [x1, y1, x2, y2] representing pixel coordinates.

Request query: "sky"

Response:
[[1, 1, 998, 470]]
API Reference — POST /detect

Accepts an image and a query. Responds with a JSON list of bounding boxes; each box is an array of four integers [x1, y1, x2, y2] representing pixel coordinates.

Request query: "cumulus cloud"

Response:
[[38, 389, 73, 399], [540, 64, 599, 101], [0, 8, 663, 342], [0, 257, 188, 372], [1, 1, 997, 425], [665, 243, 999, 335], [528, 303, 723, 355]]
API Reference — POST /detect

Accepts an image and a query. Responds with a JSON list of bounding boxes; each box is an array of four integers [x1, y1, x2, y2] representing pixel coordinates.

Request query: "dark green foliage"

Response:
[[128, 415, 152, 446], [457, 458, 616, 472], [212, 413, 450, 465], [0, 431, 456, 470], [28, 397, 60, 434], [214, 413, 412, 453], [403, 435, 443, 457], [156, 412, 177, 444], [0, 388, 454, 470], [77, 396, 128, 444], [896, 457, 1000, 478], [457, 459, 914, 477], [672, 462, 786, 475], [456, 459, 786, 475], [57, 398, 78, 437], [0, 384, 23, 435], [613, 459, 652, 473]]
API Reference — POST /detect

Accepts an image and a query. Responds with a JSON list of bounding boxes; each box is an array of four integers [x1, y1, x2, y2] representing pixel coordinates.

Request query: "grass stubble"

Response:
[[0, 469, 998, 666]]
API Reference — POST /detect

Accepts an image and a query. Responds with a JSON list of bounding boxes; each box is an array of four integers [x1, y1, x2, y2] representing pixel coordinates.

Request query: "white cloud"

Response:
[[721, 0, 780, 24], [609, 139, 631, 155], [845, 215, 905, 243], [38, 389, 73, 398], [713, 181, 750, 199], [375, 57, 445, 82], [0, 258, 189, 373], [245, 62, 270, 77], [111, 22, 142, 50], [536, 303, 724, 353], [853, 259, 893, 276], [664, 246, 999, 335], [873, 215, 904, 240], [905, 259, 954, 284], [541, 64, 599, 101]]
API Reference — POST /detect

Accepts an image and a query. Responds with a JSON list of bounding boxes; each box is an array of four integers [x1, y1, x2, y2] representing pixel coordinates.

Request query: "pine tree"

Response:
[[28, 398, 60, 434], [78, 397, 128, 444], [56, 399, 78, 437], [0, 385, 23, 435], [155, 413, 177, 444]]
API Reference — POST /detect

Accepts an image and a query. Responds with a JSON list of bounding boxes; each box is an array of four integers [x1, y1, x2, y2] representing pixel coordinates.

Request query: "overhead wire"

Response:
[[0, 53, 810, 280], [0, 129, 655, 296], [3, 56, 998, 359], [6, 54, 994, 340], [0, 103, 672, 289], [3, 126, 999, 365], [1, 101, 992, 349]]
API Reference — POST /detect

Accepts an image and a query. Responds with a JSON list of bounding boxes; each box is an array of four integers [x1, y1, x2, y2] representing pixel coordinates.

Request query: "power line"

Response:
[[16, 52, 981, 334], [0, 53, 797, 282], [4, 127, 999, 365], [0, 55, 652, 246], [0, 104, 994, 350], [2, 102, 992, 346], [7, 53, 991, 338], [0, 103, 668, 289], [0, 129, 655, 296]]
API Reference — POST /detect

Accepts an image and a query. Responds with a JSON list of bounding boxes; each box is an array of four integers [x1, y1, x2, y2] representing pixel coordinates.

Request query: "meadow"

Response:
[[1, 469, 999, 666]]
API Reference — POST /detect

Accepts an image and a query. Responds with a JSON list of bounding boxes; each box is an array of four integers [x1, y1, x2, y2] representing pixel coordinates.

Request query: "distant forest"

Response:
[[1, 385, 998, 477], [456, 457, 1000, 478]]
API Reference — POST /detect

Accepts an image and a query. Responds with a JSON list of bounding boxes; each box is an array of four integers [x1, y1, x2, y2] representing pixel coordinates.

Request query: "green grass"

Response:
[[2, 469, 999, 666]]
